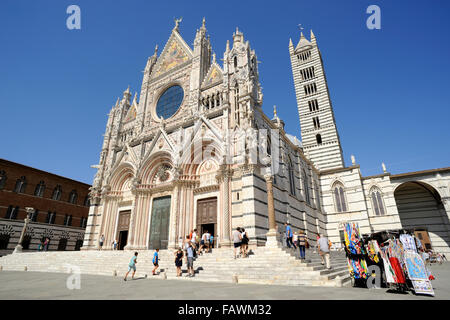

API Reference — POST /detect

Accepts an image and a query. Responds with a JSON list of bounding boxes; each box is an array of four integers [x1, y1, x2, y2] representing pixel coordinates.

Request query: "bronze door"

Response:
[[149, 196, 171, 249], [197, 197, 217, 232], [116, 210, 131, 250]]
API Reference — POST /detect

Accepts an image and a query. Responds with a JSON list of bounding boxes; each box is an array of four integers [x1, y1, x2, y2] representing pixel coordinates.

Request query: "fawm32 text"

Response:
[[222, 304, 271, 315]]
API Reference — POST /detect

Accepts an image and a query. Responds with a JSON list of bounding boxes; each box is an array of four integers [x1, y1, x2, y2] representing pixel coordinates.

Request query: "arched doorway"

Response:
[[394, 181, 450, 254]]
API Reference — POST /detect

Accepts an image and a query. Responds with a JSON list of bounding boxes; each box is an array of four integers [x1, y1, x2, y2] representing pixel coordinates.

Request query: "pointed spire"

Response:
[[273, 105, 278, 118], [212, 52, 216, 63], [289, 38, 293, 47], [154, 44, 158, 57], [132, 92, 138, 106], [115, 97, 120, 107], [202, 17, 206, 29], [226, 40, 230, 52], [310, 29, 316, 44]]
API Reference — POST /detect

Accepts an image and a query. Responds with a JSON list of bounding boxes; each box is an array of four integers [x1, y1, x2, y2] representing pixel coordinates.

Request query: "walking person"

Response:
[[318, 234, 331, 270], [190, 229, 197, 256], [186, 242, 195, 277], [285, 223, 295, 249], [241, 228, 249, 258], [293, 232, 298, 249], [152, 249, 160, 275], [99, 235, 104, 250], [298, 230, 307, 260], [232, 227, 242, 259], [124, 252, 138, 281], [43, 238, 49, 251], [175, 247, 183, 277]]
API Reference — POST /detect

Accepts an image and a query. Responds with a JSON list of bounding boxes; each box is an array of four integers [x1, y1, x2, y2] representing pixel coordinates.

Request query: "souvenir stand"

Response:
[[360, 229, 435, 296]]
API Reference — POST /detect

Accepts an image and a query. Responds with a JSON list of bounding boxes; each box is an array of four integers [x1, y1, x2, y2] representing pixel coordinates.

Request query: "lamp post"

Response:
[[13, 207, 34, 254]]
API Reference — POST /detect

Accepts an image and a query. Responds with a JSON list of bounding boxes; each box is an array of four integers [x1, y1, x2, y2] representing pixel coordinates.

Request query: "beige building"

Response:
[[82, 20, 450, 254]]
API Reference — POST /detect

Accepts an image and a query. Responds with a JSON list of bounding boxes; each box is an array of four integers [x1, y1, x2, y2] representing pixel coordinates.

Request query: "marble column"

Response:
[[219, 167, 232, 246], [264, 173, 278, 247], [124, 191, 138, 250], [168, 183, 179, 249]]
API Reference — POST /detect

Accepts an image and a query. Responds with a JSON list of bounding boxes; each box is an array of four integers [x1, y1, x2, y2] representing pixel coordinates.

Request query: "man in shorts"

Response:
[[124, 252, 138, 281], [186, 242, 195, 277], [232, 227, 242, 259]]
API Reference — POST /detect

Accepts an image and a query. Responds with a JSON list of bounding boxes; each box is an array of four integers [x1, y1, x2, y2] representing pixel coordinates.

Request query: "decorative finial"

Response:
[[273, 105, 277, 117], [351, 155, 356, 165], [154, 44, 158, 56], [202, 17, 206, 29], [382, 162, 387, 173], [212, 52, 216, 63], [174, 17, 182, 30]]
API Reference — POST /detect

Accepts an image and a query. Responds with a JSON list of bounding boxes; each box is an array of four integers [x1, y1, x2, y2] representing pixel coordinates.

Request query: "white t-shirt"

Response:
[[191, 232, 197, 243], [293, 234, 298, 242]]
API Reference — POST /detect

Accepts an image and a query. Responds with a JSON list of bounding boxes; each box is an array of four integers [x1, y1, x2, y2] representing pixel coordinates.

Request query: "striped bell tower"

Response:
[[289, 30, 344, 170]]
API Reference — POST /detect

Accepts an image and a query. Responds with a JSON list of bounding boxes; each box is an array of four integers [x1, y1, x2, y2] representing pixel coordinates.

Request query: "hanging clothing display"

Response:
[[367, 240, 380, 263], [403, 251, 434, 296], [389, 257, 406, 284], [379, 247, 397, 284], [400, 234, 417, 252], [344, 222, 368, 279]]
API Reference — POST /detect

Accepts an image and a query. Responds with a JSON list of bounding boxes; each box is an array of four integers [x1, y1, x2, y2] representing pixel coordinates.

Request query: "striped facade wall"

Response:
[[0, 218, 85, 256]]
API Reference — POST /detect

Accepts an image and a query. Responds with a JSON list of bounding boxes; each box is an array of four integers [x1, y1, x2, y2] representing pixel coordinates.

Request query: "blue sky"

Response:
[[1, 0, 449, 184]]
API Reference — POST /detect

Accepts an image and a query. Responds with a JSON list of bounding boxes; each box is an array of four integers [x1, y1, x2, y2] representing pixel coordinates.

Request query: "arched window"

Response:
[[52, 185, 62, 201], [288, 157, 296, 196], [34, 181, 45, 197], [333, 182, 348, 212], [302, 169, 310, 204], [14, 176, 27, 193], [84, 196, 90, 207], [371, 187, 386, 216], [0, 170, 7, 190], [5, 206, 19, 220], [31, 209, 39, 222], [68, 190, 78, 204], [316, 134, 322, 145]]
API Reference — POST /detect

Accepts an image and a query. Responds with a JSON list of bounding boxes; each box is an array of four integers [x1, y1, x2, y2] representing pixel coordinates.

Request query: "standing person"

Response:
[[112, 239, 118, 250], [124, 252, 138, 281], [191, 229, 197, 253], [314, 235, 320, 253], [298, 230, 307, 260], [175, 247, 183, 277], [43, 238, 49, 251], [99, 235, 105, 250], [241, 228, 249, 258], [186, 242, 195, 277], [318, 234, 331, 270], [285, 223, 295, 249], [152, 249, 160, 275], [38, 240, 43, 251], [232, 227, 242, 259]]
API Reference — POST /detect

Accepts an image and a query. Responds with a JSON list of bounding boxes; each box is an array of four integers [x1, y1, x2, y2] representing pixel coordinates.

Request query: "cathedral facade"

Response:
[[83, 20, 450, 254]]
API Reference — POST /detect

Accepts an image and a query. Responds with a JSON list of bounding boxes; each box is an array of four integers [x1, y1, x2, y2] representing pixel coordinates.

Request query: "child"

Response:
[[152, 249, 160, 275], [124, 252, 138, 281]]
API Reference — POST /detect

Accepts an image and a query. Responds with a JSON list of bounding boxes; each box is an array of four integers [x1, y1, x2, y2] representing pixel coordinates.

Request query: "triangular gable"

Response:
[[201, 63, 223, 88], [153, 31, 193, 78], [123, 105, 136, 122]]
